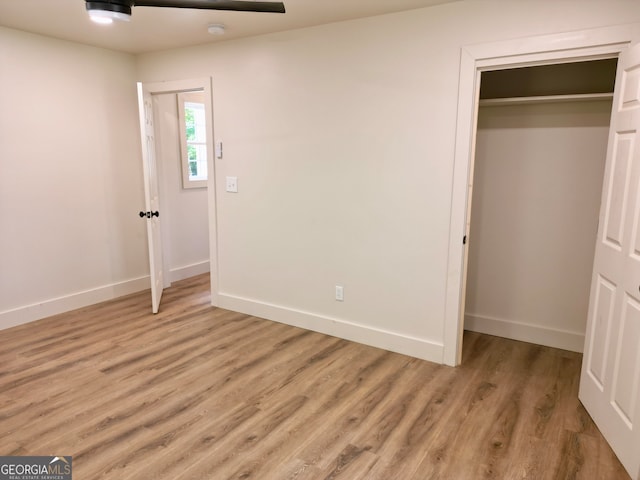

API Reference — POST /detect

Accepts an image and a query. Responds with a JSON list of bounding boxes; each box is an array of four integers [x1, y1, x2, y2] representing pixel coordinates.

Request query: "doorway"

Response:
[[463, 59, 617, 353], [138, 77, 219, 311], [154, 91, 210, 286], [444, 25, 635, 367]]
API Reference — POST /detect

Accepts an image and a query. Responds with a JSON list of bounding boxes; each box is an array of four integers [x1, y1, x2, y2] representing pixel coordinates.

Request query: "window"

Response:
[[178, 91, 208, 188]]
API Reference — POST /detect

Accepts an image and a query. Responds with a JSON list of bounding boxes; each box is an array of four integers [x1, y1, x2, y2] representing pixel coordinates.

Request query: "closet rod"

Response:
[[479, 92, 613, 107]]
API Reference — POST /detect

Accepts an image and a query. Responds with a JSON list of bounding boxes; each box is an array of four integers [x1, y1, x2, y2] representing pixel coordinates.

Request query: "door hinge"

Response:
[[463, 235, 467, 245]]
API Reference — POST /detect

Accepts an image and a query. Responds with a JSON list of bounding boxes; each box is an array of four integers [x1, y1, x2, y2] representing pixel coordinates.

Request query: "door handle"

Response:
[[139, 211, 160, 218]]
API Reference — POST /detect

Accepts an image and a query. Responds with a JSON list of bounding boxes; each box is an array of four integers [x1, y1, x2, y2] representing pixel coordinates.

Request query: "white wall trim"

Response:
[[444, 23, 640, 367], [218, 292, 443, 363], [0, 276, 150, 331], [170, 260, 210, 283], [465, 313, 585, 353]]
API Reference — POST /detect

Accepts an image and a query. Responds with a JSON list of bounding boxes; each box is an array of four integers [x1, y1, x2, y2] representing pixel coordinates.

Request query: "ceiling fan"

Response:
[[86, 0, 286, 23]]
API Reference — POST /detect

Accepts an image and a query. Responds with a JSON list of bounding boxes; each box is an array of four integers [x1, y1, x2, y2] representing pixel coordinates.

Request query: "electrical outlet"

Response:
[[335, 285, 344, 302]]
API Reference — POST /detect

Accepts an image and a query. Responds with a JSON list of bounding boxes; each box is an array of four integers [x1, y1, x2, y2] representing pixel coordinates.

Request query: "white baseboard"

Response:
[[218, 293, 444, 363], [0, 276, 150, 331], [465, 313, 584, 353], [170, 260, 210, 283]]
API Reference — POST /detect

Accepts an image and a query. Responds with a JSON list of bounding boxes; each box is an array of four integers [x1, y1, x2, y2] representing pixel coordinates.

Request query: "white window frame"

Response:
[[178, 91, 208, 189]]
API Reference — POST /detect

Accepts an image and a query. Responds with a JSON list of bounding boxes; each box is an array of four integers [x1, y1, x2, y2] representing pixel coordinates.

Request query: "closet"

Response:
[[464, 59, 618, 352]]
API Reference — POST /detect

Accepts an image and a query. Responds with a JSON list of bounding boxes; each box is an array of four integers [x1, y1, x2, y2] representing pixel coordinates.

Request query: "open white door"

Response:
[[137, 82, 164, 314], [580, 42, 640, 480]]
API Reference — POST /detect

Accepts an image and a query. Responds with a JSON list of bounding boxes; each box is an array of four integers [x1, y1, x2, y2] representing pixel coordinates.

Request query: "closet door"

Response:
[[579, 42, 640, 480]]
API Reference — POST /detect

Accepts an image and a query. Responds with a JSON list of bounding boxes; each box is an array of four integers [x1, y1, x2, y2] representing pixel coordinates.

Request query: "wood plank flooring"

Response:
[[0, 274, 630, 479]]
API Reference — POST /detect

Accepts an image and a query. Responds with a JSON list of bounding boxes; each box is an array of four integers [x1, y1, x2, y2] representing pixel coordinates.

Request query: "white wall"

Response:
[[2, 3, 640, 362], [135, 1, 640, 363], [0, 27, 148, 328], [154, 93, 210, 282], [465, 100, 612, 352]]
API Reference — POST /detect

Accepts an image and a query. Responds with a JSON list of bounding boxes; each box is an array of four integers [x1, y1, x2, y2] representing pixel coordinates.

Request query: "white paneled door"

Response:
[[580, 42, 640, 480], [137, 82, 164, 314]]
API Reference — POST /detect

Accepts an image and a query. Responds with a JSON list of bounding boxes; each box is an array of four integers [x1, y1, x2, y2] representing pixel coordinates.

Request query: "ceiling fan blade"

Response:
[[133, 0, 285, 13]]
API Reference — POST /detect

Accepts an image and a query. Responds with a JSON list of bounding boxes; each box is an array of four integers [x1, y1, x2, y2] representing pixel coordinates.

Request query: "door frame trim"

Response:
[[140, 77, 219, 305], [443, 24, 639, 366]]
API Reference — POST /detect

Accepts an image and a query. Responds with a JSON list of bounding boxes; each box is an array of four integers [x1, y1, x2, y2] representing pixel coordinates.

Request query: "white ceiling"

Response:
[[0, 0, 460, 54]]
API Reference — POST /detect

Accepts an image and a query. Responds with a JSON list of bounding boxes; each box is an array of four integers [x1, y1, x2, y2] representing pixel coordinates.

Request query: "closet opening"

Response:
[[462, 58, 618, 359]]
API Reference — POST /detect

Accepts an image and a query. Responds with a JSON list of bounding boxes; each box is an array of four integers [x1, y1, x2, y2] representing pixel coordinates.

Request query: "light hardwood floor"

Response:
[[0, 274, 630, 479]]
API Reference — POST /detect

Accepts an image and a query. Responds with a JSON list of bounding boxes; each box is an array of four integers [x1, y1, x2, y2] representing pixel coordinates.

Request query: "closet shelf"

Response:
[[479, 92, 613, 107]]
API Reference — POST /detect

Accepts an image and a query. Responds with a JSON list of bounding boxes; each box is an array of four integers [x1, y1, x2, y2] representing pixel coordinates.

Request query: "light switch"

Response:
[[226, 176, 238, 193]]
